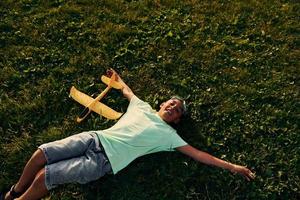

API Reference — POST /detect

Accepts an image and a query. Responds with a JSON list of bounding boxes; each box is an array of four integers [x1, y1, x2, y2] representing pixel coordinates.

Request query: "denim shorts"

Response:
[[38, 131, 112, 190]]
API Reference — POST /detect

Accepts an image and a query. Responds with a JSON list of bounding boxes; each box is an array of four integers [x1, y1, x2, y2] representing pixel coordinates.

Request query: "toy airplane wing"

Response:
[[70, 86, 123, 120]]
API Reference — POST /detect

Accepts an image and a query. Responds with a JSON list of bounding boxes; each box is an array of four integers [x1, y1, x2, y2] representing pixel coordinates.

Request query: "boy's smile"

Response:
[[158, 98, 184, 124]]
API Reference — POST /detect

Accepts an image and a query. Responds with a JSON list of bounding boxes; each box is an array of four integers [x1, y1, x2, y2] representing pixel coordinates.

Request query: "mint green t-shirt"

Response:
[[96, 95, 187, 174]]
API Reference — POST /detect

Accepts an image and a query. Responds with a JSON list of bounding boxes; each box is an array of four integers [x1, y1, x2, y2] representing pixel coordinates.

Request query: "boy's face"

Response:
[[158, 98, 184, 124]]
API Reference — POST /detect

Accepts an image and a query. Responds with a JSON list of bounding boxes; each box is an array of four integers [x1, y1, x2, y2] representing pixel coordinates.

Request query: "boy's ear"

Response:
[[160, 102, 165, 108]]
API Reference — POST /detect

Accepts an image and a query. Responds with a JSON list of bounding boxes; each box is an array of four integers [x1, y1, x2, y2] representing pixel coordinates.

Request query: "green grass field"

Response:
[[0, 0, 299, 199]]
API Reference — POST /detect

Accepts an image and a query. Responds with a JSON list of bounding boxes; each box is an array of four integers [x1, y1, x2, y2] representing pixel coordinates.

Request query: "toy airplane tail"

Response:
[[69, 73, 123, 122]]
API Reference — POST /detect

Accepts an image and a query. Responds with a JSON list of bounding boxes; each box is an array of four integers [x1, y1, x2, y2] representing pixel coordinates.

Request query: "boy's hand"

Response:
[[106, 68, 126, 86], [106, 68, 119, 81], [106, 69, 113, 77], [106, 68, 134, 101], [231, 164, 256, 181]]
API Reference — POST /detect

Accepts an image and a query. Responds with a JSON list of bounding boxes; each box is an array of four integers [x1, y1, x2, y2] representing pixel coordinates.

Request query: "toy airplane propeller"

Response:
[[70, 72, 123, 123]]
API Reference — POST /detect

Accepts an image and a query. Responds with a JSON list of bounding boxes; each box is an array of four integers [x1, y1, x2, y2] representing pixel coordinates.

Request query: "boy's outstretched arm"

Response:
[[176, 144, 255, 181], [108, 69, 134, 101]]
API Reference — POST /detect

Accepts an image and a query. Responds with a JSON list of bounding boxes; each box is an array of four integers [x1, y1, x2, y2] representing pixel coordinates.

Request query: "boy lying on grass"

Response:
[[1, 69, 255, 200]]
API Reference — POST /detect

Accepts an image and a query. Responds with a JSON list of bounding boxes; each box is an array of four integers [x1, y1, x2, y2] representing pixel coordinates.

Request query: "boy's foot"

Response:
[[4, 185, 22, 200]]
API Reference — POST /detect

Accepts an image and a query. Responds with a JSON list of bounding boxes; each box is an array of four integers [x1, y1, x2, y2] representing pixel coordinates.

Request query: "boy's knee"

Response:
[[32, 168, 47, 189], [31, 149, 47, 166]]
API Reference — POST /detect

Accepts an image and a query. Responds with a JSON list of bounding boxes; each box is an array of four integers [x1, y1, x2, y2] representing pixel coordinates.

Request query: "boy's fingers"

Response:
[[246, 171, 255, 181], [244, 172, 252, 181], [233, 165, 255, 181], [250, 172, 256, 179], [106, 69, 119, 81], [106, 69, 113, 77], [240, 168, 255, 181]]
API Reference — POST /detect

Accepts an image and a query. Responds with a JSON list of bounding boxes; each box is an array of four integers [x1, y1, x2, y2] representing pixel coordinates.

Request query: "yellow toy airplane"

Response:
[[70, 72, 123, 123]]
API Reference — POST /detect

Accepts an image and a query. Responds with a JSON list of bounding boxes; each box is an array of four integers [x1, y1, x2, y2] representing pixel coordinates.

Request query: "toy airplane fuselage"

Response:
[[70, 74, 123, 123]]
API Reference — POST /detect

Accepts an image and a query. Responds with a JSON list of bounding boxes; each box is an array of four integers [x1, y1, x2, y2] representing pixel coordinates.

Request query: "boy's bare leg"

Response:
[[16, 168, 48, 200], [5, 149, 47, 200]]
